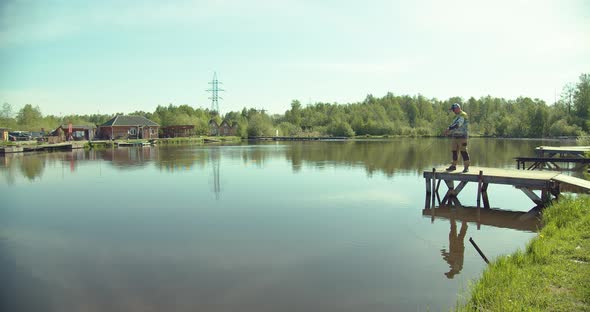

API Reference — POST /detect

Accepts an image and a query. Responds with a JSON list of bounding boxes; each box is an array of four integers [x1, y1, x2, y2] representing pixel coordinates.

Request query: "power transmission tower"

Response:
[[206, 72, 224, 115]]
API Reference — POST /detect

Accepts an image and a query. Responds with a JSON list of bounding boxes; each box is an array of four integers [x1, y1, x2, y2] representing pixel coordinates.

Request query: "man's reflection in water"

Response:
[[441, 216, 468, 279]]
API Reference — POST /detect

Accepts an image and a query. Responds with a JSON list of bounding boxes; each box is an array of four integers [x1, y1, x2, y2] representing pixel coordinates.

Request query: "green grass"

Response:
[[458, 195, 590, 311], [158, 136, 242, 144], [0, 141, 17, 147]]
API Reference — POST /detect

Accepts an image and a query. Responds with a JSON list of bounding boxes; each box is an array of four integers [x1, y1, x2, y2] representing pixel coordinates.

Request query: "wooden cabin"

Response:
[[209, 119, 237, 136], [161, 125, 195, 138], [52, 124, 96, 141]]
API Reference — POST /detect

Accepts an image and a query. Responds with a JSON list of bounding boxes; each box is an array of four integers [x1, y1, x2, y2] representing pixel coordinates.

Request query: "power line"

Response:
[[206, 72, 225, 114]]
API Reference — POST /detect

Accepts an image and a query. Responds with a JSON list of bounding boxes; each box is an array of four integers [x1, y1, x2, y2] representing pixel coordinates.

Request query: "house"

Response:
[[219, 120, 237, 136], [161, 125, 195, 138], [209, 119, 237, 136], [97, 115, 159, 140], [52, 125, 96, 141], [0, 128, 9, 141], [209, 119, 219, 136]]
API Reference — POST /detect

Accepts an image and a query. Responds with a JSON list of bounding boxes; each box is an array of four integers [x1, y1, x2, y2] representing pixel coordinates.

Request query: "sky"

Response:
[[1, 0, 589, 116]]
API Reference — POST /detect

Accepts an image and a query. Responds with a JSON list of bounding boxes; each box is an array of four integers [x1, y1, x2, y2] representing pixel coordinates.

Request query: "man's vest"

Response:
[[449, 111, 469, 138]]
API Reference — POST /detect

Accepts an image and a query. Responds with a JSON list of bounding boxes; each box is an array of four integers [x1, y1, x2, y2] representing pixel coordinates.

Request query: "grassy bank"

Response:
[[458, 196, 590, 311], [157, 136, 241, 144]]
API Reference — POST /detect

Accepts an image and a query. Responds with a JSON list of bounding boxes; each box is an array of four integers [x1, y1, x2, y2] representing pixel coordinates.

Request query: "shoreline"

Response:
[[457, 196, 590, 311]]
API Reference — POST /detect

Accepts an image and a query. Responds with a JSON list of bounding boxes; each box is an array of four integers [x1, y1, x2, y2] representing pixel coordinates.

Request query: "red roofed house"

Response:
[[97, 115, 159, 140]]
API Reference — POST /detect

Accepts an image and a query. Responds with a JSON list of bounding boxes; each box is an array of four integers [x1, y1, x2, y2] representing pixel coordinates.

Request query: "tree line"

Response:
[[1, 73, 588, 138]]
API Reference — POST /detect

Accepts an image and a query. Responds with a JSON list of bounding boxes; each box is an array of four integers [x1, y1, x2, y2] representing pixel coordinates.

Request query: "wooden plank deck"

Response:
[[423, 166, 590, 209], [1, 142, 84, 153], [249, 136, 348, 141], [552, 174, 590, 194], [535, 146, 590, 158], [23, 142, 85, 151], [515, 156, 590, 170], [424, 166, 559, 188]]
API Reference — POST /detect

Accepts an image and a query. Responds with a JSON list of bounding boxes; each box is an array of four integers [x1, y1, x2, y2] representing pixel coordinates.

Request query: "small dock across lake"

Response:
[[535, 145, 590, 158], [0, 142, 85, 154], [423, 166, 590, 209], [515, 156, 590, 170], [249, 136, 348, 141]]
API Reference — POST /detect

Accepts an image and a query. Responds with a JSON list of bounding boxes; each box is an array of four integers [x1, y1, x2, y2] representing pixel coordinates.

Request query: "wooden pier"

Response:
[[515, 156, 590, 170], [116, 140, 153, 147], [535, 146, 590, 158], [0, 142, 85, 154], [249, 136, 348, 141], [423, 166, 590, 209], [515, 145, 590, 170]]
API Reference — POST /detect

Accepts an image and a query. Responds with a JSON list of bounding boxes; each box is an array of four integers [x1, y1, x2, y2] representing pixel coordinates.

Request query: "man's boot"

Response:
[[462, 160, 470, 173]]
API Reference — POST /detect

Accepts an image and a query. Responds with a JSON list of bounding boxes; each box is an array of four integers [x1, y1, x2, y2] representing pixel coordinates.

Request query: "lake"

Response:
[[0, 138, 583, 311]]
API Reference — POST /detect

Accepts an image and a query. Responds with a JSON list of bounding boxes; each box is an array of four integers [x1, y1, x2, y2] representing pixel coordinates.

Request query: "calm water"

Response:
[[0, 138, 583, 311]]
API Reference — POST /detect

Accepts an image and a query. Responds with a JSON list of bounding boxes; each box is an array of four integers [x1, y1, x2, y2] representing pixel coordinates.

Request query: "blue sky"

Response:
[[1, 0, 589, 116]]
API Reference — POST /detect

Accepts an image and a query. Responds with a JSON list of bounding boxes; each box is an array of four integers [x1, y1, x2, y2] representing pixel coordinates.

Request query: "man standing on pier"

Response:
[[444, 103, 470, 173]]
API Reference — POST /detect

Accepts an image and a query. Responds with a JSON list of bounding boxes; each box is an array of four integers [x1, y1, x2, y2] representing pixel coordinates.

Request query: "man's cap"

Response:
[[449, 103, 461, 111]]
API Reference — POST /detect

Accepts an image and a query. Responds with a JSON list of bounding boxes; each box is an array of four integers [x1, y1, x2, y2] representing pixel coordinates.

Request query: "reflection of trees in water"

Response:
[[440, 217, 467, 279], [0, 154, 48, 182], [103, 147, 159, 170], [19, 156, 45, 180], [283, 138, 545, 176], [0, 138, 563, 183], [241, 148, 267, 168], [156, 147, 208, 172], [1, 150, 96, 183]]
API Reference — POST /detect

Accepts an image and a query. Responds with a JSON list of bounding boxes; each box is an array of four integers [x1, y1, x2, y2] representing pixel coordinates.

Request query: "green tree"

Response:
[[327, 120, 355, 137], [1, 102, 13, 119], [285, 100, 302, 127], [17, 104, 42, 128], [573, 73, 590, 130], [247, 113, 273, 137], [405, 102, 418, 127], [561, 82, 576, 115]]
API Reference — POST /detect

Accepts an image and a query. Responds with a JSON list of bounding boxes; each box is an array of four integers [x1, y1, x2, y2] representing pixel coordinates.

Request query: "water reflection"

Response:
[[0, 140, 553, 311], [441, 217, 467, 279], [2, 138, 585, 185], [1, 153, 46, 183], [423, 206, 541, 232], [425, 204, 542, 280], [210, 147, 221, 199], [103, 147, 158, 169]]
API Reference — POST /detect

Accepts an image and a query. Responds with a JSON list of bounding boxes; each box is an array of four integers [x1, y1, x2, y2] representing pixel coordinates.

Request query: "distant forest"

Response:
[[1, 73, 588, 138]]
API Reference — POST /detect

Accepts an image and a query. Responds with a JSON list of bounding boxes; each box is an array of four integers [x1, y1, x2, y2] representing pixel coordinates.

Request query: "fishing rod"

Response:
[[420, 131, 448, 153], [420, 138, 438, 153]]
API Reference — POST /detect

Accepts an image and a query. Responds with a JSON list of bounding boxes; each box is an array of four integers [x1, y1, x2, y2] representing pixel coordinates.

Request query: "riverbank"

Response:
[[0, 136, 243, 151], [458, 196, 590, 311], [157, 136, 241, 144]]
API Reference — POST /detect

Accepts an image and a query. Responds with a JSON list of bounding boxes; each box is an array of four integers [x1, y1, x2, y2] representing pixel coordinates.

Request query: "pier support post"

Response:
[[431, 168, 436, 208], [477, 170, 483, 208], [518, 187, 543, 207], [550, 182, 560, 202], [481, 183, 490, 209], [425, 169, 432, 209]]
